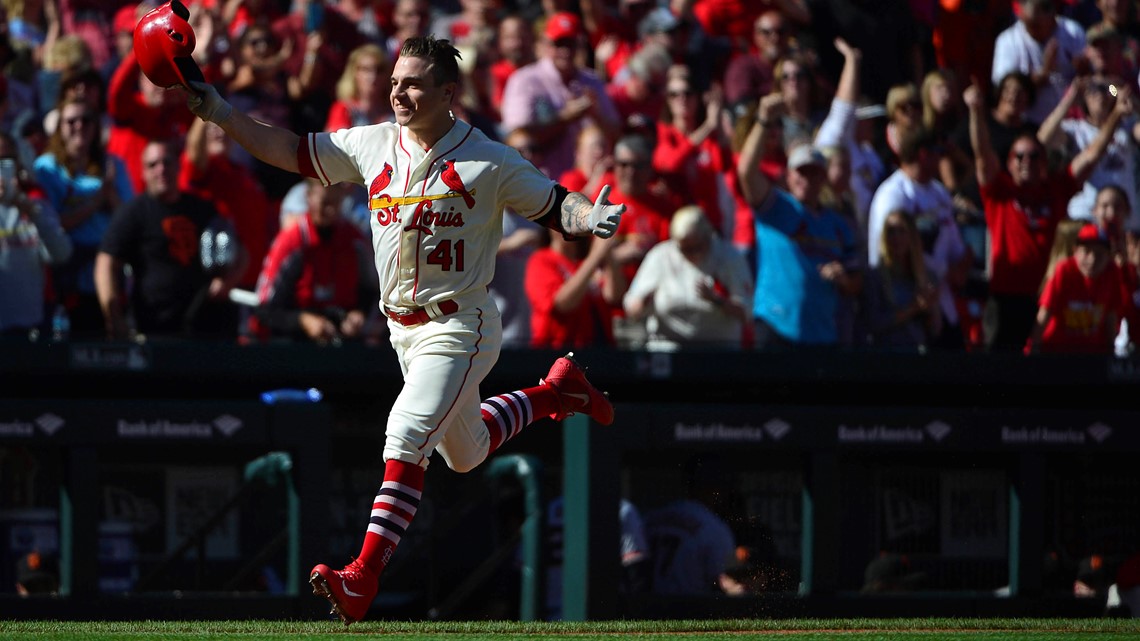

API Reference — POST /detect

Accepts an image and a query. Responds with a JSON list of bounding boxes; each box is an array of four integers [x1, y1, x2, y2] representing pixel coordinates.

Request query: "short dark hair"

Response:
[[1008, 131, 1044, 158], [399, 35, 462, 86], [995, 71, 1037, 109], [897, 127, 937, 164]]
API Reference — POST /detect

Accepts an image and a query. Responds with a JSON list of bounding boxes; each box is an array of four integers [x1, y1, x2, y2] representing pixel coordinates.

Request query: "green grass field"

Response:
[[5, 619, 1140, 640]]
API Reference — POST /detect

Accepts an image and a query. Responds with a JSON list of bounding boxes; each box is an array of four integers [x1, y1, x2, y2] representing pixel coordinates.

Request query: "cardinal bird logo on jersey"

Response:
[[369, 163, 394, 197], [440, 160, 475, 209]]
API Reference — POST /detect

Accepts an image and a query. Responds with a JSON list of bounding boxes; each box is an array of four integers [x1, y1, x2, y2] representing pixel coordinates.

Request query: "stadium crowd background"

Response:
[[1, 0, 1139, 354]]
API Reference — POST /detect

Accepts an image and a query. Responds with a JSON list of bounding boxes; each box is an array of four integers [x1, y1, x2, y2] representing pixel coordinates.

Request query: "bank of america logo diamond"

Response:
[[35, 413, 65, 436], [1087, 422, 1113, 443], [764, 418, 791, 441], [213, 415, 243, 437], [925, 421, 952, 442]]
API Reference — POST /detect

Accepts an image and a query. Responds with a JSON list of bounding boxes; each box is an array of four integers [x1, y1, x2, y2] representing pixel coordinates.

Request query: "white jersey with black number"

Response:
[[303, 119, 557, 310]]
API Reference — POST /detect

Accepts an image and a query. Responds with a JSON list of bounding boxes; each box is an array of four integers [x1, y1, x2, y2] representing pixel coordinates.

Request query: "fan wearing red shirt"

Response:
[[653, 69, 732, 233], [196, 0, 287, 41], [250, 180, 376, 344], [558, 123, 615, 202], [689, 0, 809, 52], [1092, 185, 1140, 346], [606, 43, 671, 134], [525, 230, 625, 349], [607, 135, 679, 283], [585, 0, 657, 81], [1031, 224, 1132, 353], [179, 118, 273, 290], [488, 15, 536, 122], [107, 51, 195, 195], [964, 76, 1131, 351]]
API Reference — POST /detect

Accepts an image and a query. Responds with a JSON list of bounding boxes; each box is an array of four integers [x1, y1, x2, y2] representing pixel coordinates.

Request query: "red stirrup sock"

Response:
[[356, 459, 424, 577], [481, 385, 559, 454]]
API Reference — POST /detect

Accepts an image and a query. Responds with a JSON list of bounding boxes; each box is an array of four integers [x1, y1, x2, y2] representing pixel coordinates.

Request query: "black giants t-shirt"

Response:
[[100, 193, 229, 333]]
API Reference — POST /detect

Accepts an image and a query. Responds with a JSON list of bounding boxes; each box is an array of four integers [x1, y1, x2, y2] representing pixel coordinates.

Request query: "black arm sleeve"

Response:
[[534, 184, 574, 239]]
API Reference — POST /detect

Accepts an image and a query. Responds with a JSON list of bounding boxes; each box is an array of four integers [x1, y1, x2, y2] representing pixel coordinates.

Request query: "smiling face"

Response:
[[1006, 135, 1047, 186], [1075, 242, 1109, 277], [390, 55, 455, 134], [754, 12, 789, 61], [996, 76, 1031, 120]]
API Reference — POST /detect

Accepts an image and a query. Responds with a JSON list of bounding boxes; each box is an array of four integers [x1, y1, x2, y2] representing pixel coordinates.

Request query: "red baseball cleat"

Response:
[[541, 352, 614, 425], [309, 559, 377, 626]]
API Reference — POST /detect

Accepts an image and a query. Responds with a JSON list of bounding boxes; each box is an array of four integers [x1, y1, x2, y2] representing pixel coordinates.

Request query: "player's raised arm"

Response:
[[560, 184, 625, 238], [182, 81, 301, 174]]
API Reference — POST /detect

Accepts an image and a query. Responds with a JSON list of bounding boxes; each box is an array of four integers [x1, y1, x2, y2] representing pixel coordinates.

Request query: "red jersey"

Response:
[[692, 0, 762, 43], [653, 120, 730, 230], [325, 101, 354, 133], [107, 51, 195, 195], [251, 213, 370, 339], [607, 81, 665, 133], [609, 185, 676, 285], [489, 58, 521, 119], [525, 247, 614, 349], [611, 187, 675, 243], [1039, 257, 1130, 353], [557, 168, 614, 202], [589, 14, 639, 80], [179, 153, 273, 289], [981, 168, 1080, 296]]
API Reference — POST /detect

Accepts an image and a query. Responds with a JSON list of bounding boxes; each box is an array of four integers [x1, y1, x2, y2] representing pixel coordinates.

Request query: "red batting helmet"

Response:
[[132, 0, 205, 89]]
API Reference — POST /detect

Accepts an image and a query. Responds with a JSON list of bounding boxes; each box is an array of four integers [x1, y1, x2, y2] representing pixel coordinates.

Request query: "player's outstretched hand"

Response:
[[589, 184, 625, 239], [184, 80, 233, 124]]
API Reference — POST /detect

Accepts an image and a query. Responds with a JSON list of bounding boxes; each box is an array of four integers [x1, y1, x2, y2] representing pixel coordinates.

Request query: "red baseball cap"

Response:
[[114, 4, 140, 34], [1076, 224, 1108, 246], [545, 12, 582, 42]]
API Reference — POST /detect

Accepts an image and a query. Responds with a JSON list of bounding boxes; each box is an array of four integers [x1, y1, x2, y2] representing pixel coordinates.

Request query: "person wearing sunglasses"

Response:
[[723, 10, 795, 107], [965, 74, 1132, 352], [33, 97, 135, 338]]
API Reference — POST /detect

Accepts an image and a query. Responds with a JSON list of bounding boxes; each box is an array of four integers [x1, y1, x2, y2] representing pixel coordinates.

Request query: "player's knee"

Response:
[[383, 432, 426, 467], [440, 450, 483, 474]]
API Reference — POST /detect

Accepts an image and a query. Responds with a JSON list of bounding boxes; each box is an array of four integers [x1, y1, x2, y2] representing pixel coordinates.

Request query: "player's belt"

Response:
[[384, 299, 460, 327]]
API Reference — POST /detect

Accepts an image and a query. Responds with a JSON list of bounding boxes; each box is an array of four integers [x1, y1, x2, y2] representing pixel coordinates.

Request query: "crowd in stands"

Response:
[[1, 0, 1139, 355]]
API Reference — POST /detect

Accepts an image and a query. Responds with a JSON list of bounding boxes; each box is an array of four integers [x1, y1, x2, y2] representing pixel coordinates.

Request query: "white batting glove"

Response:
[[589, 184, 625, 239], [185, 80, 233, 124]]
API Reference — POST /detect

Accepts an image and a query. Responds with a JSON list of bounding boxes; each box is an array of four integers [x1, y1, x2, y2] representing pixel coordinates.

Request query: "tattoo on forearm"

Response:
[[561, 192, 593, 235]]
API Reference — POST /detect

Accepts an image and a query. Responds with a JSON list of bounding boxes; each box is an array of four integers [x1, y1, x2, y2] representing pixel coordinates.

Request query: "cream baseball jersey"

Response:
[[300, 119, 557, 309]]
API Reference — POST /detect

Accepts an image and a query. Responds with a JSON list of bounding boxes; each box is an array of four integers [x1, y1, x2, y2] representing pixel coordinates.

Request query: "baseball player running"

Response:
[[182, 35, 624, 625]]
